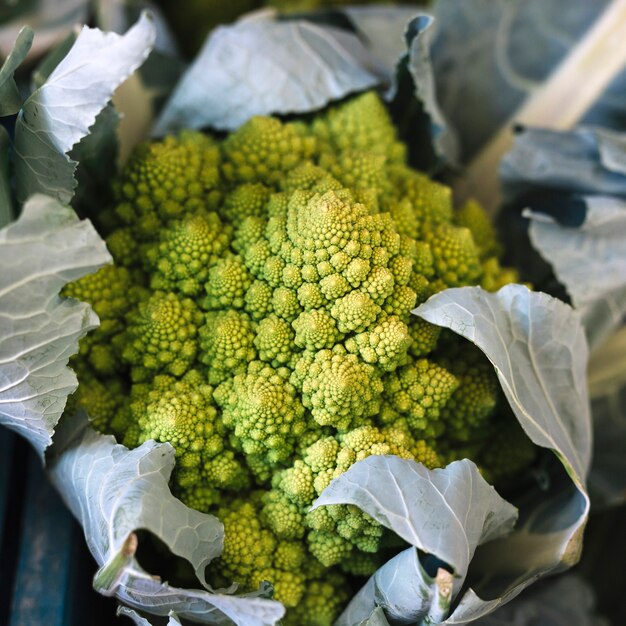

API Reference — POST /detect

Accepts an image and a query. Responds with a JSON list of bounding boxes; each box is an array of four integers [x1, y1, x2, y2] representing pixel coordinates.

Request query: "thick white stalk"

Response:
[[455, 0, 626, 213]]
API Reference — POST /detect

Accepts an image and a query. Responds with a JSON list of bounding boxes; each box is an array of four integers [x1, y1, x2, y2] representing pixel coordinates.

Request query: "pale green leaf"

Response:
[[314, 457, 517, 580], [0, 26, 33, 116], [414, 284, 591, 487], [49, 415, 285, 626], [153, 12, 382, 134], [0, 194, 110, 458], [318, 457, 516, 624], [338, 547, 455, 626], [412, 284, 591, 623], [404, 15, 458, 164], [354, 607, 391, 626], [525, 198, 626, 351], [31, 30, 78, 91], [0, 0, 88, 59], [13, 12, 156, 204]]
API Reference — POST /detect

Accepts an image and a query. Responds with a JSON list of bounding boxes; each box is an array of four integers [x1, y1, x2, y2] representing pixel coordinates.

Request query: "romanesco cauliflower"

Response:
[[65, 90, 535, 624]]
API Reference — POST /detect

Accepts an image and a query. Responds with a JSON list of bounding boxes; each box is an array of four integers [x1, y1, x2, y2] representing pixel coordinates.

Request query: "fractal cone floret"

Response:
[[66, 91, 533, 624]]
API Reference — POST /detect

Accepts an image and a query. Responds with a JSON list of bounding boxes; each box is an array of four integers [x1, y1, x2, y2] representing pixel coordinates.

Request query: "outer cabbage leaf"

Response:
[[13, 12, 156, 204], [153, 11, 382, 134], [94, 0, 186, 163], [354, 607, 391, 626], [501, 127, 626, 200], [0, 194, 110, 458], [415, 285, 591, 486], [340, 6, 419, 90], [315, 458, 516, 625], [524, 199, 626, 350], [117, 607, 183, 626], [429, 0, 611, 161], [48, 414, 285, 626], [402, 14, 457, 165], [500, 126, 626, 349], [411, 284, 591, 623], [0, 26, 34, 116], [0, 0, 89, 59]]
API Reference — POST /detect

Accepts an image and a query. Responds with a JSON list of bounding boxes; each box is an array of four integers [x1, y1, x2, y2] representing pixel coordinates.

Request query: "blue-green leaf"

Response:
[[354, 607, 392, 626], [501, 127, 626, 202], [315, 457, 516, 625], [13, 12, 156, 204], [525, 199, 626, 350], [315, 457, 517, 580], [403, 14, 458, 165], [153, 11, 383, 134], [49, 414, 284, 626], [0, 194, 110, 459], [0, 26, 33, 116], [415, 285, 591, 487], [0, 0, 88, 59], [338, 548, 448, 626], [412, 284, 591, 623], [430, 0, 611, 162]]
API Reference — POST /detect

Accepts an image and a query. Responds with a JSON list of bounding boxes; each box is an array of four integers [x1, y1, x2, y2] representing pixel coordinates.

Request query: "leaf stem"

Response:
[[93, 532, 138, 596], [455, 0, 626, 213]]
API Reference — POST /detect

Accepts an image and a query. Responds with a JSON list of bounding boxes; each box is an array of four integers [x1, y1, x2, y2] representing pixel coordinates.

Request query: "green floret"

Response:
[[199, 310, 256, 384], [292, 309, 342, 351], [203, 255, 252, 310], [281, 162, 342, 194], [122, 291, 203, 380], [261, 490, 306, 540], [68, 373, 126, 434], [283, 572, 350, 626], [130, 371, 248, 510], [479, 418, 538, 484], [425, 223, 483, 288], [312, 91, 406, 163], [210, 496, 311, 609], [114, 131, 221, 239], [254, 314, 294, 366], [344, 315, 412, 372], [481, 256, 521, 292], [215, 361, 307, 464], [381, 359, 460, 439], [389, 167, 453, 235], [438, 344, 502, 443], [232, 216, 266, 253], [297, 347, 383, 431], [147, 211, 231, 296], [244, 279, 274, 320], [330, 291, 381, 333], [408, 317, 442, 357], [220, 182, 271, 223], [455, 199, 501, 259], [63, 264, 142, 375], [273, 424, 440, 566], [222, 117, 317, 185]]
